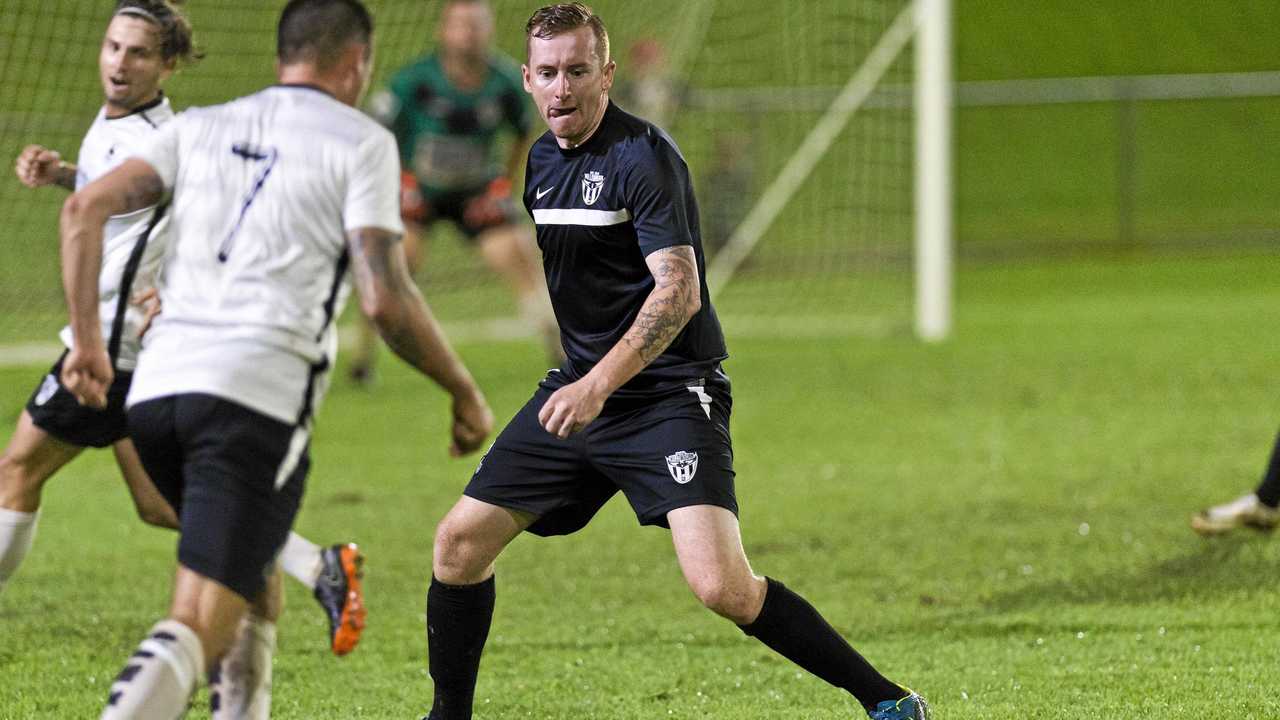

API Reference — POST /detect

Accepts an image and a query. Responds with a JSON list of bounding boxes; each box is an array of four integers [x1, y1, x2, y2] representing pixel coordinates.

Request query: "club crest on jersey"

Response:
[[582, 170, 605, 206], [34, 374, 58, 407], [665, 450, 699, 484]]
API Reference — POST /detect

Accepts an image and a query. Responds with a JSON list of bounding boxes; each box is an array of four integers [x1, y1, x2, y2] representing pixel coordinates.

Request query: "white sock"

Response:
[[278, 532, 323, 590], [100, 619, 205, 720], [0, 507, 39, 593], [210, 614, 277, 720]]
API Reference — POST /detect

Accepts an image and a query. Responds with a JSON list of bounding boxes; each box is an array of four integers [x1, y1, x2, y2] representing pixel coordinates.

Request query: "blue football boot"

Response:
[[868, 691, 930, 719]]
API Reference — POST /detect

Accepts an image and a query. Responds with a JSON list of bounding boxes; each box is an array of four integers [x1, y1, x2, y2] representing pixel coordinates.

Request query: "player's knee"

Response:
[[0, 451, 46, 499], [432, 517, 489, 582], [687, 574, 757, 624]]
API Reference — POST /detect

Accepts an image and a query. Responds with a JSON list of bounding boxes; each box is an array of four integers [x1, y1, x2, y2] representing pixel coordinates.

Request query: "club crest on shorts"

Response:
[[34, 374, 58, 407], [665, 450, 699, 484], [581, 170, 604, 206]]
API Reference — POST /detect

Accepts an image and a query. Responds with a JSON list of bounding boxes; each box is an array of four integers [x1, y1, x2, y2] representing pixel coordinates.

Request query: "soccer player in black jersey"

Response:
[[422, 5, 928, 720]]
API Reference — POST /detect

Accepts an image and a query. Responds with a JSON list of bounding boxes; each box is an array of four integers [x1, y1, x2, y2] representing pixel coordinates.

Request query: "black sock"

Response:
[[1256, 428, 1280, 508], [427, 575, 496, 720], [738, 577, 906, 712]]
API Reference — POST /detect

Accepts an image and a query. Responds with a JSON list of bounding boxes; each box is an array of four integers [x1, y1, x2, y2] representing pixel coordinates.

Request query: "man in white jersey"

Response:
[[2, 0, 374, 665], [59, 1, 493, 716]]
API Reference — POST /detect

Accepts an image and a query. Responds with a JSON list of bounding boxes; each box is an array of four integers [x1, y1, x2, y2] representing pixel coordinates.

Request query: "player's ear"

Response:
[[521, 64, 533, 93], [601, 60, 616, 92]]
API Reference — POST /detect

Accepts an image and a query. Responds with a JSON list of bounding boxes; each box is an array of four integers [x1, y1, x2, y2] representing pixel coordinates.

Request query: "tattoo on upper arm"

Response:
[[348, 227, 408, 301], [121, 170, 164, 213], [623, 246, 701, 364], [348, 227, 437, 364]]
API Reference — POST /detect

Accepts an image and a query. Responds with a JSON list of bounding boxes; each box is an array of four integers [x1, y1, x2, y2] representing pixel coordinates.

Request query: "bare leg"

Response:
[[668, 504, 766, 624], [432, 495, 532, 584], [101, 565, 249, 718], [0, 411, 82, 512], [427, 496, 534, 720], [0, 411, 82, 590], [211, 569, 282, 719], [168, 564, 251, 666], [668, 504, 909, 712]]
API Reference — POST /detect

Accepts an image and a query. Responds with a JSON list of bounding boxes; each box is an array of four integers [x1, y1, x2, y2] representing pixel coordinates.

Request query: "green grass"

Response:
[[4, 1, 1280, 344], [2, 253, 1280, 718]]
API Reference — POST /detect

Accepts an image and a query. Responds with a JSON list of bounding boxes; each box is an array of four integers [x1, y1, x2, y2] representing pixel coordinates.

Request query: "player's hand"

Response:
[[132, 287, 162, 339], [537, 378, 606, 440], [61, 346, 113, 410], [400, 170, 428, 224], [14, 145, 63, 188], [462, 177, 511, 229], [449, 387, 494, 457]]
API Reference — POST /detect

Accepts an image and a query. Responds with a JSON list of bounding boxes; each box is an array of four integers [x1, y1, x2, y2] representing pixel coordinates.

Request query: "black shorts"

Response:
[[465, 371, 737, 536], [127, 394, 308, 600], [422, 185, 521, 240], [25, 351, 132, 449]]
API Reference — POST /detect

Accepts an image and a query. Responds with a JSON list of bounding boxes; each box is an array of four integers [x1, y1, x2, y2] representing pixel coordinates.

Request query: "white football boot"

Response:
[[1191, 492, 1280, 535]]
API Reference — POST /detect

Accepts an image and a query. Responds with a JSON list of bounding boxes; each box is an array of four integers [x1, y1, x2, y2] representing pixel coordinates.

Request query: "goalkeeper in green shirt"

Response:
[[358, 0, 561, 382]]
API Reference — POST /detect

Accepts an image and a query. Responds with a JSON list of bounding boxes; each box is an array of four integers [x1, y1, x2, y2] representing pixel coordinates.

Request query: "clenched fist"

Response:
[[14, 144, 69, 188]]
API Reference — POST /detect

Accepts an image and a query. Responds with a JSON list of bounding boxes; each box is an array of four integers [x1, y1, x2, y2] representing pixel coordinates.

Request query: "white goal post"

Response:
[[705, 0, 954, 341], [914, 0, 953, 341]]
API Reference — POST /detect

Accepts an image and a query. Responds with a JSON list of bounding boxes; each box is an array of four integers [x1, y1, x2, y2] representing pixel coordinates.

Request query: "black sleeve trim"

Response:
[[107, 201, 169, 365]]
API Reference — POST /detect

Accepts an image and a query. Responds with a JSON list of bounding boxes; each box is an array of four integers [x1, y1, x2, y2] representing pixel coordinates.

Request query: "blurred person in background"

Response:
[[360, 0, 560, 383], [612, 37, 678, 127]]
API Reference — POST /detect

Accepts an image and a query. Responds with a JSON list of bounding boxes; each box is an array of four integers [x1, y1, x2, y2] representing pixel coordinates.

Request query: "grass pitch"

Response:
[[1, 252, 1279, 718]]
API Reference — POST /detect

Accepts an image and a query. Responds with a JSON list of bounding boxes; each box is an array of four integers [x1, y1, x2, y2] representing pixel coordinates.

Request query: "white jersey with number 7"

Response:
[[128, 84, 403, 426]]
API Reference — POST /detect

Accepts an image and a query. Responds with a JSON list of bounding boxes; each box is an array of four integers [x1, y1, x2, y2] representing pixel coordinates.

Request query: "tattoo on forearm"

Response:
[[623, 246, 700, 364], [57, 164, 77, 191]]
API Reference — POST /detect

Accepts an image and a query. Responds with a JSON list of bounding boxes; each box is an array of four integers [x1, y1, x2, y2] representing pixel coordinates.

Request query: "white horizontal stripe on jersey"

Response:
[[531, 208, 632, 226]]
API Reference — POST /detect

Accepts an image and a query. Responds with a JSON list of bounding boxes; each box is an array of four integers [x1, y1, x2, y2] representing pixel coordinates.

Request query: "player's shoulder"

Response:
[[87, 95, 176, 136], [605, 103, 686, 169], [186, 87, 395, 153], [528, 128, 560, 159]]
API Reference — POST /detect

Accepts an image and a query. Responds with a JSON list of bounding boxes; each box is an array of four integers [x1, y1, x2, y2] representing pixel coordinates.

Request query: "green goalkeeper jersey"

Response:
[[368, 52, 532, 199]]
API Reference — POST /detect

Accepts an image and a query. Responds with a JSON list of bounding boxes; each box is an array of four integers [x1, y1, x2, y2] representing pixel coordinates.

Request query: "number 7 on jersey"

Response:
[[218, 142, 278, 262]]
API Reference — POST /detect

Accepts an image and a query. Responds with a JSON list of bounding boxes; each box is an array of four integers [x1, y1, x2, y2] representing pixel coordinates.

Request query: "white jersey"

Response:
[[127, 85, 403, 427], [59, 96, 174, 371]]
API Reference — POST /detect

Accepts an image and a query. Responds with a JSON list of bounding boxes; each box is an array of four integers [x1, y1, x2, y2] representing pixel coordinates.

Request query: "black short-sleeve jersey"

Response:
[[524, 102, 728, 395]]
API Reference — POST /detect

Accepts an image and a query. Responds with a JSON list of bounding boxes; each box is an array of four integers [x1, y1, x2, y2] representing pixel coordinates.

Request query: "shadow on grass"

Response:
[[981, 532, 1278, 613], [855, 534, 1280, 642]]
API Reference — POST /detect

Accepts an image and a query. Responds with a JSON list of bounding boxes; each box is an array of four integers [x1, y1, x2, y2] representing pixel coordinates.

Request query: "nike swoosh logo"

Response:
[[535, 186, 555, 200]]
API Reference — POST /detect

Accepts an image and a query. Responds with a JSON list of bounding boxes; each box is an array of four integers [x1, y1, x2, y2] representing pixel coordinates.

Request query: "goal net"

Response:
[[0, 0, 949, 358]]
